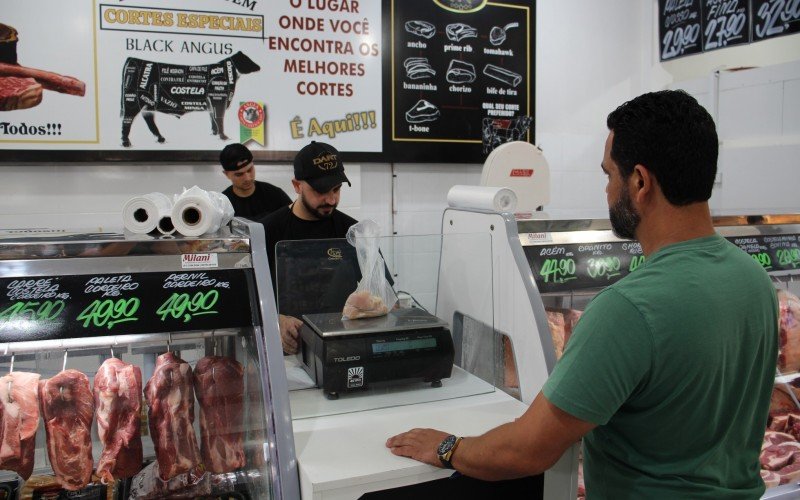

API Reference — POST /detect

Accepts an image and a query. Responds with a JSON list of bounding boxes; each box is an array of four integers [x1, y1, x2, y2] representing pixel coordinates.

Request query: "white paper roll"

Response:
[[172, 186, 235, 237], [446, 185, 518, 212], [122, 192, 173, 234]]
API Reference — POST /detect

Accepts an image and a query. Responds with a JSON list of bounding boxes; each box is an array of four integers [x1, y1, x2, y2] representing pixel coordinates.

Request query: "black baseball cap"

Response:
[[220, 143, 253, 171], [294, 141, 351, 193]]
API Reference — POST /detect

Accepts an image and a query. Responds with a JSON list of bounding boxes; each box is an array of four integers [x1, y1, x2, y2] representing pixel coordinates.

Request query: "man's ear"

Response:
[[291, 178, 302, 195], [631, 164, 653, 203]]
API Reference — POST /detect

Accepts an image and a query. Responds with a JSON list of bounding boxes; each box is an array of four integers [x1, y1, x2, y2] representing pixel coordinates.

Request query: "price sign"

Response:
[[752, 0, 800, 41], [660, 0, 704, 60], [702, 0, 750, 51], [0, 270, 254, 342], [726, 234, 800, 272], [526, 241, 644, 293]]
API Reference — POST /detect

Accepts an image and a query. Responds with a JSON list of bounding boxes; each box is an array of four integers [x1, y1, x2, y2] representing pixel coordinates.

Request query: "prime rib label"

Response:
[[0, 269, 255, 342]]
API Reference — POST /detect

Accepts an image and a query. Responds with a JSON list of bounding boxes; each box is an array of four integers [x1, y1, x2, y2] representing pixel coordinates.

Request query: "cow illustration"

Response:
[[120, 51, 260, 147]]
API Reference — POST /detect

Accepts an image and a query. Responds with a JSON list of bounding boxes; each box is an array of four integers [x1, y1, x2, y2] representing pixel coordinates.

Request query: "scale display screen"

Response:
[[371, 337, 437, 354]]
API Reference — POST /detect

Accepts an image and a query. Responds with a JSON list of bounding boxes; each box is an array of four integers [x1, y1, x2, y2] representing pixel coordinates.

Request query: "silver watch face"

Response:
[[437, 435, 457, 456]]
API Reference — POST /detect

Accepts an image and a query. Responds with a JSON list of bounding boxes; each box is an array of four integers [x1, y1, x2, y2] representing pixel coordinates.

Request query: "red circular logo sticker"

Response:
[[238, 102, 264, 129]]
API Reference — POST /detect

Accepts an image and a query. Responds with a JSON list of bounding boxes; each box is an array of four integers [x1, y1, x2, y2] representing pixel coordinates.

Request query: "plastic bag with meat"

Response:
[[778, 290, 800, 374], [341, 220, 397, 320]]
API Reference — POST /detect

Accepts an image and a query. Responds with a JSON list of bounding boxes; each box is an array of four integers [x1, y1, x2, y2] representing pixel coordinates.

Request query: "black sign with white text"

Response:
[[0, 270, 254, 342]]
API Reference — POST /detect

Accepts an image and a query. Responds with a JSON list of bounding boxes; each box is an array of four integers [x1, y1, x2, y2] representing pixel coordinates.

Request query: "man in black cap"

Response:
[[258, 141, 357, 354], [219, 143, 291, 220]]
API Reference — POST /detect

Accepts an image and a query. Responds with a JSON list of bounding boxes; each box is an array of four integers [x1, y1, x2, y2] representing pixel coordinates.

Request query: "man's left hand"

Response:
[[386, 428, 451, 467]]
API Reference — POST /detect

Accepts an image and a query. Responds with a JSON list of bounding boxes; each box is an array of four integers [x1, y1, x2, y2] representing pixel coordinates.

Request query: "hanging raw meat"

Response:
[[193, 356, 245, 473], [93, 357, 143, 483], [779, 290, 800, 373], [39, 370, 94, 490], [0, 371, 40, 480], [144, 352, 201, 481]]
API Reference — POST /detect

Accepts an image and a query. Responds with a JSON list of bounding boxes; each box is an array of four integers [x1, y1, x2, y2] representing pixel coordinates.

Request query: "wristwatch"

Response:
[[437, 435, 463, 469]]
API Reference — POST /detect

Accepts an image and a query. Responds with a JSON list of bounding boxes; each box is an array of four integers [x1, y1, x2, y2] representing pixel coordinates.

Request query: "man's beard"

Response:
[[609, 186, 640, 240], [301, 193, 336, 219]]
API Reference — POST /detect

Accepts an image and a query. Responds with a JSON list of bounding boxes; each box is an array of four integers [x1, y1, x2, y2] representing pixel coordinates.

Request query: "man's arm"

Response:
[[386, 391, 595, 480], [279, 314, 304, 354]]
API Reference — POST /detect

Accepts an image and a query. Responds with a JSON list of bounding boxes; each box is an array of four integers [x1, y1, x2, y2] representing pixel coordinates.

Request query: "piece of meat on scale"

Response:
[[0, 372, 40, 480], [94, 357, 143, 483], [193, 356, 246, 473], [39, 370, 94, 490], [144, 352, 202, 481]]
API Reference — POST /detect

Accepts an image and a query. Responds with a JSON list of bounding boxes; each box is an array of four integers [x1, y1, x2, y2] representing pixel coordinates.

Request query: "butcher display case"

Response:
[[439, 209, 800, 499], [0, 219, 298, 499]]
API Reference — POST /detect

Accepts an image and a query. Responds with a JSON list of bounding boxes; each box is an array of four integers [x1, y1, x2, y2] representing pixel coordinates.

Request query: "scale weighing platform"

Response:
[[299, 308, 455, 399]]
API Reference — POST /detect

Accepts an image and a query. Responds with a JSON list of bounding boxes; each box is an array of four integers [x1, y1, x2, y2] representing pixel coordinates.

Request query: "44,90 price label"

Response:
[[156, 290, 219, 323], [539, 258, 577, 284]]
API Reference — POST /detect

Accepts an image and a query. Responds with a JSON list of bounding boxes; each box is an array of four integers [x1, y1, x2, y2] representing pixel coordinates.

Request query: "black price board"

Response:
[[727, 234, 800, 272], [702, 0, 750, 51], [388, 0, 535, 163], [659, 0, 704, 60], [751, 0, 800, 42], [0, 270, 255, 343], [524, 241, 645, 294]]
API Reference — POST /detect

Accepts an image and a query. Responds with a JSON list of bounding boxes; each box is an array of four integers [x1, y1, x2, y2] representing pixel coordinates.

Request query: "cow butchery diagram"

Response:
[[392, 0, 532, 153], [120, 51, 260, 147]]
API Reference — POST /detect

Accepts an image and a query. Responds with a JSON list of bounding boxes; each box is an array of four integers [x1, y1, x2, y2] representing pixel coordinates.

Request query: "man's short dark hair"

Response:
[[606, 89, 718, 206]]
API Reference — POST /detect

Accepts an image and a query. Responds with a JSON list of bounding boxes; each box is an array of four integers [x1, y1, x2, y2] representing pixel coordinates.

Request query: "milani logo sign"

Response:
[[181, 253, 218, 269]]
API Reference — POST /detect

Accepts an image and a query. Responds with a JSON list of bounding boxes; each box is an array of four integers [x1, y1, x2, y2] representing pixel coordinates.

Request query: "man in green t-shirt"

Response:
[[386, 90, 778, 498]]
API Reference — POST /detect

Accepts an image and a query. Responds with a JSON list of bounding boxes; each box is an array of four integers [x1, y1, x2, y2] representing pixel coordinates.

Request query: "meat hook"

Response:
[[62, 349, 68, 372], [6, 353, 13, 404], [167, 332, 172, 353]]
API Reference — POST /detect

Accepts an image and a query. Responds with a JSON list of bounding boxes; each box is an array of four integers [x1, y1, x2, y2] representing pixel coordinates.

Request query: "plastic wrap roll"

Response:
[[122, 192, 173, 234], [171, 186, 235, 237], [446, 185, 517, 212]]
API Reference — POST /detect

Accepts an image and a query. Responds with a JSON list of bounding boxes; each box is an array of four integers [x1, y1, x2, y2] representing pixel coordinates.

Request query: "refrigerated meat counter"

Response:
[[439, 209, 800, 500], [0, 219, 299, 499]]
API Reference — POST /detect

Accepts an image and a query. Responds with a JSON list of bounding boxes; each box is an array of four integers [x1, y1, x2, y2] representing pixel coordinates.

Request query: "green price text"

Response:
[[751, 252, 772, 269], [539, 258, 577, 284], [156, 290, 219, 323], [776, 248, 800, 268], [587, 256, 622, 280], [77, 298, 140, 329], [0, 300, 65, 326], [629, 255, 646, 272]]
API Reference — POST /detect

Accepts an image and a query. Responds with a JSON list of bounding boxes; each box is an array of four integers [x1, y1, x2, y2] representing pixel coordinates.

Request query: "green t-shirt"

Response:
[[543, 234, 778, 499]]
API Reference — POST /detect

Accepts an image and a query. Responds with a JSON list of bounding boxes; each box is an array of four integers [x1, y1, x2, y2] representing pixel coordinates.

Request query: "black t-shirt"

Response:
[[222, 181, 291, 220], [258, 205, 358, 317]]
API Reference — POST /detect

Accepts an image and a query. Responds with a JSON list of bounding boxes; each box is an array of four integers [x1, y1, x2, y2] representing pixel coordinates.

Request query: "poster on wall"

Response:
[[387, 0, 535, 163], [659, 0, 704, 60], [751, 0, 800, 42], [701, 0, 750, 52], [0, 0, 382, 160]]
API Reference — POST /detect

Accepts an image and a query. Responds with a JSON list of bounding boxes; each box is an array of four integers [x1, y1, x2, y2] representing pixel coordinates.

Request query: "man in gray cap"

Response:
[[219, 143, 291, 220], [258, 141, 357, 354]]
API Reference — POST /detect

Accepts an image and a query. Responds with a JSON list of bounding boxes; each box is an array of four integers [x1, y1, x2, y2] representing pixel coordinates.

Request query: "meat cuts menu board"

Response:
[[0, 0, 383, 159], [726, 234, 800, 272], [660, 0, 704, 60], [524, 241, 645, 294], [0, 269, 254, 342], [388, 0, 535, 163]]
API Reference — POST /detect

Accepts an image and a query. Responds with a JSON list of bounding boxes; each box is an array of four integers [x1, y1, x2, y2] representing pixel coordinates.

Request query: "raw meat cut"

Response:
[[93, 358, 143, 483], [193, 356, 245, 473], [0, 62, 85, 96], [0, 76, 42, 110], [761, 469, 781, 488], [342, 290, 387, 319], [763, 430, 796, 449], [779, 290, 800, 373], [144, 352, 201, 481], [546, 310, 566, 359], [0, 372, 40, 479], [778, 461, 800, 484], [39, 370, 94, 490], [760, 442, 800, 470]]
